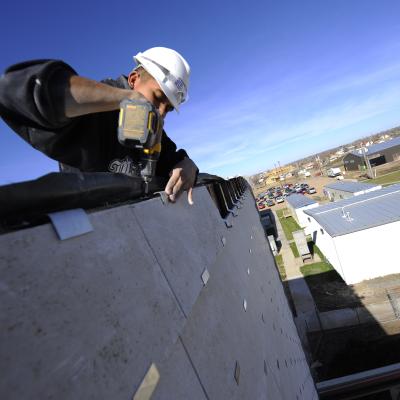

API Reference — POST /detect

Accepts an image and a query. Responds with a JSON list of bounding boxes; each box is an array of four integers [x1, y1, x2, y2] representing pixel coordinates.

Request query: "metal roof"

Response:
[[305, 184, 400, 237], [350, 136, 400, 157], [324, 181, 381, 193], [286, 193, 317, 209]]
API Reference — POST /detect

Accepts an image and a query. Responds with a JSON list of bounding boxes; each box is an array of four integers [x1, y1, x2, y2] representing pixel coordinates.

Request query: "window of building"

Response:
[[320, 228, 324, 234]]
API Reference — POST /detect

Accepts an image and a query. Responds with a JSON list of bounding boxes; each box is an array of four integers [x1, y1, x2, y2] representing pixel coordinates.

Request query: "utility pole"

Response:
[[316, 155, 323, 176], [278, 161, 284, 188], [361, 147, 374, 179]]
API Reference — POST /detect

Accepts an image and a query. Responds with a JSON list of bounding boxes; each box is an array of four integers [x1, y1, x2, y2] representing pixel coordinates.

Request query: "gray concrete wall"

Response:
[[0, 185, 317, 399]]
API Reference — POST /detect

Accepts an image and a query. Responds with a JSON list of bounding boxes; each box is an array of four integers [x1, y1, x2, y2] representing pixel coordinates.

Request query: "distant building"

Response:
[[343, 137, 400, 171], [324, 181, 382, 201], [304, 184, 400, 284], [285, 194, 319, 235]]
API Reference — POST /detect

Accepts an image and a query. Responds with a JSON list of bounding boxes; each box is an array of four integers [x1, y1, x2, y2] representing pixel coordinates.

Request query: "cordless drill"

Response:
[[118, 99, 164, 194]]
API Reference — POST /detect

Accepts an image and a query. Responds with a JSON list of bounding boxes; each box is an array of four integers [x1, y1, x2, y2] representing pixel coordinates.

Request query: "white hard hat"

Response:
[[134, 47, 190, 112]]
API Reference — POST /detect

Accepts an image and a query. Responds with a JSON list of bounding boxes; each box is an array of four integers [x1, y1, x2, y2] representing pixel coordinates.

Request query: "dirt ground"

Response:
[[304, 271, 400, 312], [351, 274, 400, 304]]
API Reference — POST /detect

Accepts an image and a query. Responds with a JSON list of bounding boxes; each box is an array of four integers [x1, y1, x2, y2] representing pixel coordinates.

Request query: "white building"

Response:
[[304, 184, 400, 284], [285, 194, 319, 235], [324, 181, 382, 202]]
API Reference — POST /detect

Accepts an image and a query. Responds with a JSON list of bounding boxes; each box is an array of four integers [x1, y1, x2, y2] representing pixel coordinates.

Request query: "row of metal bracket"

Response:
[[206, 177, 249, 227]]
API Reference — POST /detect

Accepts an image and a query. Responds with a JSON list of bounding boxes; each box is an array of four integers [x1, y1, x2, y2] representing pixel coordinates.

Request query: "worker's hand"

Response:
[[165, 158, 198, 205]]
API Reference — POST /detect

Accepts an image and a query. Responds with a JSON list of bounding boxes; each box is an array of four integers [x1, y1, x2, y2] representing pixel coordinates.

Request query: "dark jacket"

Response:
[[0, 60, 188, 178]]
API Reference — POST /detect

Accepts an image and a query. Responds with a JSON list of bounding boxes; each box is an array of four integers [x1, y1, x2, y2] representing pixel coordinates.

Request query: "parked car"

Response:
[[258, 202, 266, 210], [276, 196, 284, 203], [307, 187, 316, 194], [266, 199, 275, 207]]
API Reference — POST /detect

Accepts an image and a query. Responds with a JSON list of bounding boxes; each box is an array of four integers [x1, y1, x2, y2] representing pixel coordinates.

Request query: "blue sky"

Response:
[[1, 0, 400, 183]]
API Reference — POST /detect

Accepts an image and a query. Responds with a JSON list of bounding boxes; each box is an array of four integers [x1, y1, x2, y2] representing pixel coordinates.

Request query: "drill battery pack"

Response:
[[118, 99, 163, 152]]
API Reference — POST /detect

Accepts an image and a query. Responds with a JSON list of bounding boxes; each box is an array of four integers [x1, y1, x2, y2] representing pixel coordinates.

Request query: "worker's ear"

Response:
[[128, 71, 139, 89]]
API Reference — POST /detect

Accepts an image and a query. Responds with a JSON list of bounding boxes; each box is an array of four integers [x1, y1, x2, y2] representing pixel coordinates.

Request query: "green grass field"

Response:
[[276, 209, 301, 241], [289, 242, 299, 258], [300, 262, 333, 277], [360, 170, 400, 186], [274, 254, 286, 281]]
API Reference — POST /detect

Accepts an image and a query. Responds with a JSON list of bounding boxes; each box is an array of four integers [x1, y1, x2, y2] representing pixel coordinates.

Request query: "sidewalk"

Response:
[[274, 212, 316, 315]]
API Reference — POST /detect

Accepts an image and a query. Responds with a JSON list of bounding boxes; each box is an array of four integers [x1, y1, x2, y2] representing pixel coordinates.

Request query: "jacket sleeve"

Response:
[[0, 60, 109, 170], [0, 59, 77, 130]]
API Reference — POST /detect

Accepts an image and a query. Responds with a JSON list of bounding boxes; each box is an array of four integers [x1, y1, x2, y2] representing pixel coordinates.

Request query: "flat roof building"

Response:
[[286, 194, 319, 235], [304, 184, 400, 283], [323, 181, 382, 202]]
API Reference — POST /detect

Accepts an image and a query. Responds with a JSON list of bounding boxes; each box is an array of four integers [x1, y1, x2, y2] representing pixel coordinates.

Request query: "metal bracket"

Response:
[[48, 208, 93, 240], [234, 361, 240, 385], [221, 236, 227, 247], [224, 219, 233, 228], [201, 269, 210, 286], [154, 191, 169, 205]]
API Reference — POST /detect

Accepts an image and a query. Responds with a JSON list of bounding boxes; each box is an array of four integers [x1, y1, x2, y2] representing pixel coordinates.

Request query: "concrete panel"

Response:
[[296, 310, 321, 333], [288, 278, 316, 314], [320, 308, 358, 330], [132, 187, 225, 317], [0, 205, 185, 400], [356, 306, 378, 324]]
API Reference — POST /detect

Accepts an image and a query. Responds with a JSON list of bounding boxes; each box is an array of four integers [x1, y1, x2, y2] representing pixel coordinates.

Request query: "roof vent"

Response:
[[345, 211, 353, 222], [341, 208, 353, 222]]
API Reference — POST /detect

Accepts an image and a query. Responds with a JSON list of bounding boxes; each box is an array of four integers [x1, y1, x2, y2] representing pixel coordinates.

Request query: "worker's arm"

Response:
[[0, 59, 142, 127], [64, 75, 144, 118]]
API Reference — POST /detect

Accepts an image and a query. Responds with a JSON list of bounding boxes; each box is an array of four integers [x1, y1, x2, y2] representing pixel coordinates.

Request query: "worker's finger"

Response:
[[169, 177, 184, 202], [166, 175, 183, 202], [165, 170, 181, 195], [187, 187, 194, 205]]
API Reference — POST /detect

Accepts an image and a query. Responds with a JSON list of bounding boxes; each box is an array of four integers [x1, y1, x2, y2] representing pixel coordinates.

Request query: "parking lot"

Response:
[[254, 175, 335, 210]]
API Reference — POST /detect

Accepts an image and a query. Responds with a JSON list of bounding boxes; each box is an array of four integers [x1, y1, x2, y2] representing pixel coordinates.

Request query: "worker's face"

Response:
[[128, 71, 174, 118]]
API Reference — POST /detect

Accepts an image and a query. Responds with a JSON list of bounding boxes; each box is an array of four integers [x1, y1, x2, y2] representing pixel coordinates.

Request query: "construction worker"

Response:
[[0, 47, 198, 203]]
